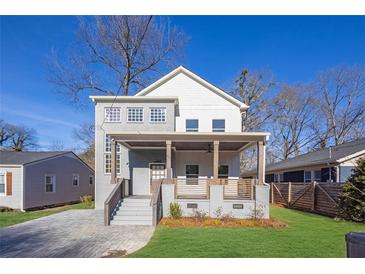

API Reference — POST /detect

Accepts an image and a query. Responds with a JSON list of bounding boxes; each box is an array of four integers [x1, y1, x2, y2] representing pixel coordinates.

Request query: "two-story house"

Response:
[[90, 66, 270, 226]]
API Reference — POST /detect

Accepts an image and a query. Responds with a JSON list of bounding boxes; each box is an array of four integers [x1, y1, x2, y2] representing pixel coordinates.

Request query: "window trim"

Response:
[[212, 119, 226, 132], [104, 107, 121, 123], [149, 107, 167, 123], [44, 174, 56, 193], [72, 173, 80, 187], [185, 119, 199, 132], [127, 107, 144, 123], [0, 171, 6, 196]]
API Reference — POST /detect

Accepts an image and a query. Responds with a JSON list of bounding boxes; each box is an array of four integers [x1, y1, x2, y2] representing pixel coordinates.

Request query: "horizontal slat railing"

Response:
[[175, 178, 209, 199], [223, 178, 255, 200]]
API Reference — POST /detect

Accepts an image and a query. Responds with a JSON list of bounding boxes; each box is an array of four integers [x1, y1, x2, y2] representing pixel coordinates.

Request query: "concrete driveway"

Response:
[[0, 210, 154, 258]]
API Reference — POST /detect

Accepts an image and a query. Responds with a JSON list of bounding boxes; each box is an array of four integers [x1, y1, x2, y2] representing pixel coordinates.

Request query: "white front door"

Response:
[[150, 163, 166, 193]]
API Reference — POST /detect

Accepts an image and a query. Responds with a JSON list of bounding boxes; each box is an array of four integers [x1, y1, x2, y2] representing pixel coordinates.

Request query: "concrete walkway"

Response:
[[0, 210, 155, 258]]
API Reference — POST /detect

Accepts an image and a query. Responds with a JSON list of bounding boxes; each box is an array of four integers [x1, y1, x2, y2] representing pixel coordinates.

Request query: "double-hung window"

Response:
[[186, 165, 199, 185], [72, 174, 79, 187], [304, 171, 312, 183], [314, 170, 321, 182], [127, 107, 144, 122], [89, 175, 93, 185], [0, 172, 6, 195], [218, 165, 229, 179], [104, 135, 121, 174], [104, 107, 121, 122], [186, 119, 199, 132], [45, 174, 56, 193], [150, 107, 166, 123], [212, 119, 225, 132]]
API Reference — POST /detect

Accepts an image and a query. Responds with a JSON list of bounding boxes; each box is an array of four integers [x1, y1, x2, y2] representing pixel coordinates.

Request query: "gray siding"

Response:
[[23, 154, 94, 209]]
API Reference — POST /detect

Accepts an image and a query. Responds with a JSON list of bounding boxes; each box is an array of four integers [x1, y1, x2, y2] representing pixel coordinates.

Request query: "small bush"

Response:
[[169, 202, 182, 219], [0, 207, 14, 212], [221, 212, 235, 221], [80, 195, 93, 207], [249, 204, 266, 219], [213, 207, 223, 218], [192, 209, 208, 220]]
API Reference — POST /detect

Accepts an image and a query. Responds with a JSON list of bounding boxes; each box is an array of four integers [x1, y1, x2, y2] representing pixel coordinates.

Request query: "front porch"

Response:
[[105, 132, 270, 225]]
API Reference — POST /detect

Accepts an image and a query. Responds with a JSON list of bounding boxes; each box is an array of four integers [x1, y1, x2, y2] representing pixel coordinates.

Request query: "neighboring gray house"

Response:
[[263, 138, 365, 183], [0, 151, 94, 210], [91, 66, 270, 226]]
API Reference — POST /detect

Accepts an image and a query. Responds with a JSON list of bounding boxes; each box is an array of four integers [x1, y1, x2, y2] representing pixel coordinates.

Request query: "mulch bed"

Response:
[[159, 217, 287, 228]]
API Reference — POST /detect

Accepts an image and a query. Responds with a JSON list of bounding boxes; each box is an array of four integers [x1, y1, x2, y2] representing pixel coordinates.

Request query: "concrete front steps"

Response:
[[110, 196, 153, 226]]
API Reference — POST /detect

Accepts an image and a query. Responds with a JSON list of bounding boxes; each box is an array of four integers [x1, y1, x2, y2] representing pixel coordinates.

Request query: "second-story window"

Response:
[[150, 107, 166, 123], [127, 107, 144, 122], [186, 119, 199, 132], [212, 119, 225, 132], [104, 107, 121, 122]]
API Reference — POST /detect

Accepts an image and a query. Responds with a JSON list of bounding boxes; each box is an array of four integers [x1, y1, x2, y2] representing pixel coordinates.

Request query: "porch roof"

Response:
[[110, 131, 270, 152]]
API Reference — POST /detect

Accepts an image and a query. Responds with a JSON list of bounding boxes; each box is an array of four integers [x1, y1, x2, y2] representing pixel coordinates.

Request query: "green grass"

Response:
[[130, 206, 365, 258], [0, 202, 94, 228]]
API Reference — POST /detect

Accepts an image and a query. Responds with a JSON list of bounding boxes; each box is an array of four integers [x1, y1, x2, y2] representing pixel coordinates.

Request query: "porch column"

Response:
[[213, 141, 219, 180], [111, 138, 117, 184], [166, 140, 172, 183], [257, 141, 266, 185]]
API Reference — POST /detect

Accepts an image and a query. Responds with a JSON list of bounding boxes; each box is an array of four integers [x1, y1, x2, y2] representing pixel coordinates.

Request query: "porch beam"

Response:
[[213, 141, 219, 180], [111, 138, 117, 184], [257, 141, 266, 185], [166, 140, 172, 183]]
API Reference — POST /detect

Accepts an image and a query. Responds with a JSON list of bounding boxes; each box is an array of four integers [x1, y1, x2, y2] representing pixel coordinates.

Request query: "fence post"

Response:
[[288, 182, 292, 206], [271, 183, 274, 204], [312, 181, 317, 211]]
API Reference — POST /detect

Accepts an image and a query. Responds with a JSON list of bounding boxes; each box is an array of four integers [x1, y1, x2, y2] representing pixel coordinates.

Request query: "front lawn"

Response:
[[0, 202, 94, 228], [130, 206, 365, 258]]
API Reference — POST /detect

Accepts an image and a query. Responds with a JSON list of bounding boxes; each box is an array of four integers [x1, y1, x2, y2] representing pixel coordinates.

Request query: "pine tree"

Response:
[[338, 157, 365, 222]]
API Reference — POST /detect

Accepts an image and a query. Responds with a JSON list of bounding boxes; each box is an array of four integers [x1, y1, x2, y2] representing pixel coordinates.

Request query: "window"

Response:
[[150, 107, 166, 123], [72, 174, 79, 186], [186, 165, 199, 178], [218, 165, 229, 179], [104, 107, 121, 122], [212, 119, 225, 132], [104, 154, 121, 174], [186, 119, 199, 132], [45, 174, 56, 193], [304, 171, 312, 183], [0, 172, 5, 195], [274, 174, 279, 183], [279, 173, 284, 182], [89, 175, 93, 185], [314, 170, 321, 182], [127, 107, 144, 122]]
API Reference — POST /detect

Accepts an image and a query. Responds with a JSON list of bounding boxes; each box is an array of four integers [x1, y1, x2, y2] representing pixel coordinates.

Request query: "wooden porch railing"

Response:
[[173, 178, 256, 200], [104, 178, 128, 226], [150, 179, 163, 226]]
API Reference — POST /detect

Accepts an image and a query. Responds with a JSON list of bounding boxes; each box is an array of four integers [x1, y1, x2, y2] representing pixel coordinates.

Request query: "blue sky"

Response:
[[1, 16, 365, 150]]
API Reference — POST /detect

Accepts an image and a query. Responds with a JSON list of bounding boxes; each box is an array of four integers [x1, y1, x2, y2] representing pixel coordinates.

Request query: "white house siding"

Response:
[[23, 154, 94, 209], [174, 151, 240, 178], [144, 73, 242, 132], [0, 166, 23, 210]]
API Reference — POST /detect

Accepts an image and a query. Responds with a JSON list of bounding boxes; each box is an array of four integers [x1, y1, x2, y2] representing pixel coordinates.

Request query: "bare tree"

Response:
[[73, 123, 95, 168], [48, 16, 187, 104], [231, 69, 275, 131], [48, 140, 66, 151], [268, 85, 315, 160], [0, 119, 14, 147], [7, 125, 38, 151], [312, 65, 365, 147]]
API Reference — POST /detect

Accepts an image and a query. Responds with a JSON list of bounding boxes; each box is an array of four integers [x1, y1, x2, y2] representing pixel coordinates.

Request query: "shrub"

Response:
[[169, 202, 182, 219], [338, 157, 365, 222], [221, 212, 235, 221], [249, 204, 266, 219], [213, 207, 223, 218], [192, 209, 208, 220], [80, 195, 93, 207]]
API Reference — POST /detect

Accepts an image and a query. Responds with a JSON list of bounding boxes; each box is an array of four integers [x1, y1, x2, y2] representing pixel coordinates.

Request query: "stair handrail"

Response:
[[150, 179, 163, 226], [104, 178, 125, 226]]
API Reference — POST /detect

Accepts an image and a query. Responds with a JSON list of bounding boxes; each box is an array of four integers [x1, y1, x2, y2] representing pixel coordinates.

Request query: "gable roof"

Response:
[[1, 151, 73, 165], [134, 66, 249, 111], [266, 138, 365, 173]]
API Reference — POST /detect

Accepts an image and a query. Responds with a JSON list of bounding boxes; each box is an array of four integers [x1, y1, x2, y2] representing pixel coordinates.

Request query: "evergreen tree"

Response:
[[338, 157, 365, 222]]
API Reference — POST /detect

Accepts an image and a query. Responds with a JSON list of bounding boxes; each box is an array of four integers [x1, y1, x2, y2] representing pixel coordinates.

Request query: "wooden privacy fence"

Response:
[[270, 182, 344, 217]]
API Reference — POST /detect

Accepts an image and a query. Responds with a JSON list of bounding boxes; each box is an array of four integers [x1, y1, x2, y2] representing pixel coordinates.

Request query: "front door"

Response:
[[150, 163, 166, 194]]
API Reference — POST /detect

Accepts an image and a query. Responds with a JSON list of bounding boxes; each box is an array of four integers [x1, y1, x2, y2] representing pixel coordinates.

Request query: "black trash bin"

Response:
[[346, 232, 365, 258]]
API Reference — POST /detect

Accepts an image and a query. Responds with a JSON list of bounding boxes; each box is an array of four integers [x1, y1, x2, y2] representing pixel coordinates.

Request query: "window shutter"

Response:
[[6, 172, 12, 196]]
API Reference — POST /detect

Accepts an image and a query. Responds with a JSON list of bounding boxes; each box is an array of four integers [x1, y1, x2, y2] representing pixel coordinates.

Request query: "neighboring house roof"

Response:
[[0, 151, 94, 171], [134, 66, 249, 111], [266, 138, 365, 173]]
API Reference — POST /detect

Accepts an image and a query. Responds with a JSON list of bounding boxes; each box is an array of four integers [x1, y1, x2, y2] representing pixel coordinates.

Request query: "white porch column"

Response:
[[111, 138, 117, 184], [257, 141, 266, 185], [213, 141, 219, 180], [166, 140, 172, 183]]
